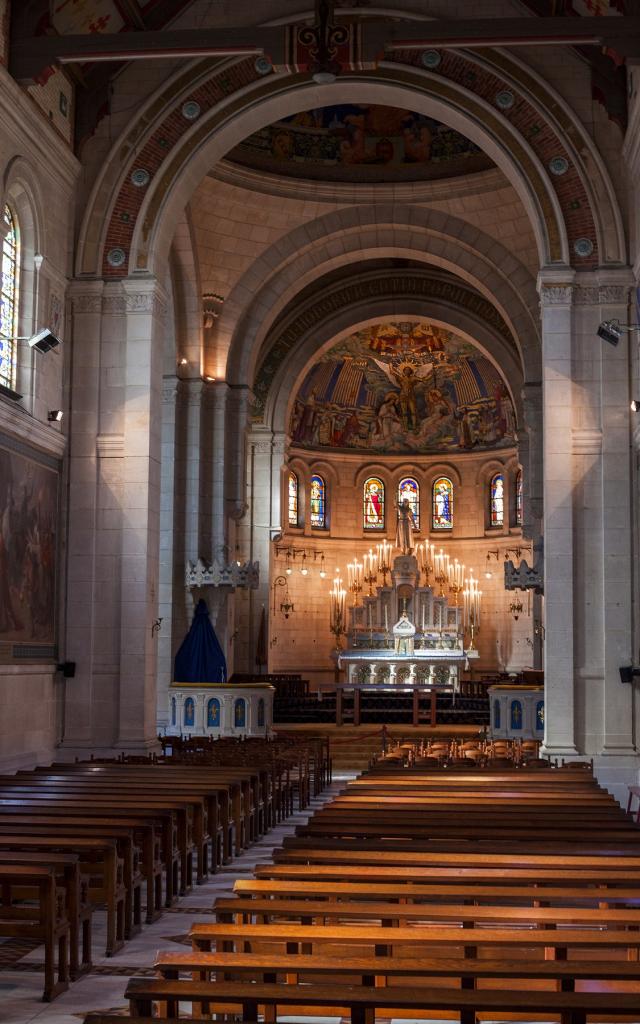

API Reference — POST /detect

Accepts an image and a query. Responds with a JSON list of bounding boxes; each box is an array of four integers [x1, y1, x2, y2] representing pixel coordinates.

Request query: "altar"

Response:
[[331, 548, 480, 724]]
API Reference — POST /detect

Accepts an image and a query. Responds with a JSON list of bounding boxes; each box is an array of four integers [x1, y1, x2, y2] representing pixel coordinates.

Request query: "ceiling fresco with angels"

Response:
[[290, 323, 517, 455], [228, 104, 494, 184]]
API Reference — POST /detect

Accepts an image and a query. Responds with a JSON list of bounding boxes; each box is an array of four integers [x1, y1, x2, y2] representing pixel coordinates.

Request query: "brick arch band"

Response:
[[76, 43, 625, 283]]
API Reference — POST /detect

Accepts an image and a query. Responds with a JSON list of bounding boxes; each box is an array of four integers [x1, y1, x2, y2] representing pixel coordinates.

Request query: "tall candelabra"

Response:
[[376, 540, 392, 586], [362, 548, 378, 595], [346, 559, 363, 606], [329, 575, 347, 650], [415, 541, 435, 585], [433, 549, 449, 597], [462, 574, 482, 650], [448, 557, 465, 605]]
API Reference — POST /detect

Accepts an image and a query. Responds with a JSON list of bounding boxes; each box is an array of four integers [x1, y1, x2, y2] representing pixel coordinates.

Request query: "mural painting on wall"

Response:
[[230, 104, 492, 183], [290, 322, 517, 455], [0, 439, 58, 647]]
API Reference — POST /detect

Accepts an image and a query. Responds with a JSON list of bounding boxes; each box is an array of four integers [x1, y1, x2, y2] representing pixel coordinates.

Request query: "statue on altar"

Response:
[[393, 611, 416, 655], [395, 498, 416, 555]]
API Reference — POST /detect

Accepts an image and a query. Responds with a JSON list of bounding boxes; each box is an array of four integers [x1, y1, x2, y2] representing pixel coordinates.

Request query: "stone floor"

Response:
[[0, 776, 351, 1024]]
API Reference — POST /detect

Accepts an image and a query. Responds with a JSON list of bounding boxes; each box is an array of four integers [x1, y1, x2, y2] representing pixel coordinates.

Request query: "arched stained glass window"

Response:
[[490, 473, 504, 528], [310, 474, 326, 529], [287, 472, 299, 527], [515, 470, 523, 526], [432, 477, 453, 530], [398, 477, 419, 530], [363, 476, 384, 530], [1, 205, 19, 390]]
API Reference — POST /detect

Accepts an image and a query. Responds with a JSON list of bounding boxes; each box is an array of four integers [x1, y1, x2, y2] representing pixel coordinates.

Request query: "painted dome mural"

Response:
[[289, 322, 517, 455], [228, 104, 493, 184]]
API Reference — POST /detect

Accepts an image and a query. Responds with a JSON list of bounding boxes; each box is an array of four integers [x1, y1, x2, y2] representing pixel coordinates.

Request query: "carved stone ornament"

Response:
[[504, 558, 543, 594], [573, 286, 600, 306], [598, 284, 630, 304], [185, 558, 259, 590], [71, 292, 104, 314], [539, 284, 573, 306]]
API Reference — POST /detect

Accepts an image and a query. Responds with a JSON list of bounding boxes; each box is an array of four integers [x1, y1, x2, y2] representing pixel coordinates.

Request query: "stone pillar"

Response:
[[208, 380, 228, 560], [116, 278, 168, 750], [538, 271, 579, 756], [157, 375, 180, 730], [64, 281, 107, 750], [521, 383, 543, 542], [182, 379, 205, 561], [576, 276, 635, 759]]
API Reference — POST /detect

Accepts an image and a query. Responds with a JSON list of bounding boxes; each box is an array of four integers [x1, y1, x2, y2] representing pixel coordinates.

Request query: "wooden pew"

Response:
[[0, 863, 70, 1001], [0, 849, 91, 978], [233, 875, 640, 906], [0, 783, 199, 896], [0, 814, 156, 932], [122, 975, 640, 1024]]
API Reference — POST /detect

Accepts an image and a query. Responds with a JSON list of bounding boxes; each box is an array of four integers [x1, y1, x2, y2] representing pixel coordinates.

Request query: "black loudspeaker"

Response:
[[57, 661, 76, 678], [619, 665, 637, 684]]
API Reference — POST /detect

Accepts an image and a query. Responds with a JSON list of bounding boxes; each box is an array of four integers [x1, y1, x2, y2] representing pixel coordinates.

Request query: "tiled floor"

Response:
[[0, 777, 351, 1024]]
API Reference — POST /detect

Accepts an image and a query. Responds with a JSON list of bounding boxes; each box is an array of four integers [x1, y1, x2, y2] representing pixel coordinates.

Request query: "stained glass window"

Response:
[[398, 477, 419, 530], [1, 205, 19, 390], [490, 473, 504, 527], [363, 476, 384, 530], [432, 477, 453, 530], [310, 474, 326, 529], [515, 470, 523, 526], [287, 472, 298, 527]]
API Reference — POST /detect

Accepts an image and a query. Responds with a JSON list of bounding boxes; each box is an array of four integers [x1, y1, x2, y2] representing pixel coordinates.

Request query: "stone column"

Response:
[[157, 375, 180, 730], [521, 383, 543, 542], [576, 276, 635, 758], [208, 381, 229, 560], [182, 379, 205, 561], [64, 281, 107, 751], [116, 278, 168, 750], [538, 271, 579, 756]]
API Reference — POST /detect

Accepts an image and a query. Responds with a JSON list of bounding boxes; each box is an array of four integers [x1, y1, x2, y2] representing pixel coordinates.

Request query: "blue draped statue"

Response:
[[174, 599, 227, 683]]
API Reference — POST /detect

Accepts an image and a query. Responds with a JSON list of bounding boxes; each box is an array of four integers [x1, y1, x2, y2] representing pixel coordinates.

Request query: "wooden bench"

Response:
[[123, 975, 640, 1024], [0, 863, 70, 1001], [233, 875, 640, 906], [0, 849, 91, 978]]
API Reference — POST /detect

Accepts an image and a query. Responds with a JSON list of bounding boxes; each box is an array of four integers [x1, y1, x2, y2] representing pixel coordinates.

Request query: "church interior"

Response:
[[2, 1, 640, 1021]]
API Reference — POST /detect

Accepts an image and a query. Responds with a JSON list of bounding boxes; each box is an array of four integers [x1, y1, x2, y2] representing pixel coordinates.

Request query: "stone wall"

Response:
[[0, 68, 79, 769]]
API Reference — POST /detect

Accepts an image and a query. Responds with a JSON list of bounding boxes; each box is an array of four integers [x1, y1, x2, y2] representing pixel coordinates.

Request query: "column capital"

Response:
[[537, 267, 576, 306], [162, 374, 180, 405], [120, 276, 169, 317], [68, 278, 105, 314], [181, 377, 205, 406]]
